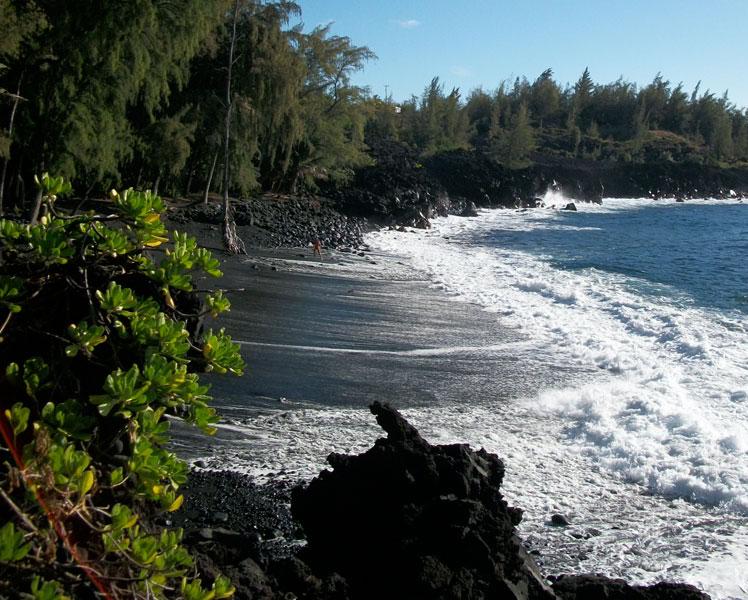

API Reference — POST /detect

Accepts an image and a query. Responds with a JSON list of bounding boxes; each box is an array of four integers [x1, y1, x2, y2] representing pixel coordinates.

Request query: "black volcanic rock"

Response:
[[182, 405, 714, 599], [551, 575, 711, 600], [170, 195, 366, 249], [330, 141, 748, 224], [462, 201, 479, 216], [292, 401, 555, 600]]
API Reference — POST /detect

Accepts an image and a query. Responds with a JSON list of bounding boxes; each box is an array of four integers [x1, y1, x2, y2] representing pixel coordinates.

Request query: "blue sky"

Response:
[[294, 0, 748, 109]]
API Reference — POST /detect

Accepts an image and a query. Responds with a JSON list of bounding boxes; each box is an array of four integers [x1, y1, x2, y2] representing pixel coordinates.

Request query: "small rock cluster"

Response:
[[171, 195, 366, 249]]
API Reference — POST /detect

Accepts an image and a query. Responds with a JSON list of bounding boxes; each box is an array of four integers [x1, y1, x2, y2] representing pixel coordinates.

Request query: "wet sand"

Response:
[[171, 227, 582, 459]]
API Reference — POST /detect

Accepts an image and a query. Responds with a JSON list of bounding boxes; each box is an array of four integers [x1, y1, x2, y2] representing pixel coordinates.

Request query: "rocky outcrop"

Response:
[[288, 403, 709, 600], [292, 401, 552, 599], [325, 139, 472, 226], [183, 405, 712, 599], [551, 575, 710, 600], [329, 140, 748, 225], [461, 201, 479, 217], [169, 194, 366, 249]]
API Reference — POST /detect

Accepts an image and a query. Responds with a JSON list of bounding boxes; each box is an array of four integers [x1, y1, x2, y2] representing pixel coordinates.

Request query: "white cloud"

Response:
[[396, 19, 421, 29], [450, 65, 473, 78]]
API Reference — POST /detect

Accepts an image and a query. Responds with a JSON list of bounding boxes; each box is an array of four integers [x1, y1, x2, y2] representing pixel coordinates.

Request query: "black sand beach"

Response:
[[169, 221, 587, 463], [167, 222, 729, 600]]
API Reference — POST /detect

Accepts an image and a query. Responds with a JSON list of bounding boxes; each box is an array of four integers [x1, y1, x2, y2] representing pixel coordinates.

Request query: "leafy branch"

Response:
[[0, 180, 243, 598]]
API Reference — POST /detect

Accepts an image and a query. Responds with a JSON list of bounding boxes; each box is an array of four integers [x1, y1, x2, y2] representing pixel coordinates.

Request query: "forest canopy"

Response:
[[1, 0, 747, 215]]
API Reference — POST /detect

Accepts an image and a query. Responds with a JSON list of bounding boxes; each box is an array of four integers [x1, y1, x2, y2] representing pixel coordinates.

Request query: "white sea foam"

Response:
[[187, 198, 747, 598], [367, 200, 748, 516], [193, 395, 748, 598]]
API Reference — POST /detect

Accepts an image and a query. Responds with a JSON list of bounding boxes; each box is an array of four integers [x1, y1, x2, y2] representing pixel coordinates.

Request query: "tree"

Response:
[[465, 88, 497, 147], [221, 0, 246, 254], [229, 1, 304, 192], [733, 113, 748, 161], [639, 73, 669, 130], [140, 110, 197, 196], [288, 23, 374, 189], [493, 103, 535, 168], [1, 1, 227, 211], [0, 0, 47, 213], [662, 83, 690, 134], [530, 68, 560, 128], [571, 67, 594, 127], [566, 110, 582, 156], [711, 112, 734, 160], [363, 96, 399, 141], [588, 78, 638, 140], [691, 89, 735, 159], [631, 100, 649, 157]]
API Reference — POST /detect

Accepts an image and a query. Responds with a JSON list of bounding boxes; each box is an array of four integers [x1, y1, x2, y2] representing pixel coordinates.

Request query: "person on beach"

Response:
[[312, 238, 323, 258]]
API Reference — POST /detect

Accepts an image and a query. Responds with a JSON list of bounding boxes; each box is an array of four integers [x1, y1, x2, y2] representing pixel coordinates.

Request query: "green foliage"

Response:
[[1, 0, 227, 186], [34, 172, 72, 200], [206, 290, 232, 317], [365, 65, 748, 167], [29, 577, 71, 600], [0, 1, 46, 63], [399, 77, 468, 155], [182, 575, 236, 600], [0, 184, 242, 597], [202, 329, 245, 376], [0, 522, 30, 561], [6, 402, 29, 436], [530, 68, 560, 128], [492, 103, 536, 168], [0, 276, 23, 314], [1, 2, 747, 216]]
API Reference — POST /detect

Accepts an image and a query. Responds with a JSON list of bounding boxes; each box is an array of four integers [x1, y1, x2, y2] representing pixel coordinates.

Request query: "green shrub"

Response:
[[0, 177, 242, 598]]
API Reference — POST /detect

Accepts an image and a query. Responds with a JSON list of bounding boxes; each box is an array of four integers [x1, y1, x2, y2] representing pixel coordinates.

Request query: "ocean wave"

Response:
[[367, 202, 748, 515]]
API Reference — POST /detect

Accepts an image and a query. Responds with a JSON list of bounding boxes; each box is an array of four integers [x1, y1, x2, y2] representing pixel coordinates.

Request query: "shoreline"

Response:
[[171, 201, 746, 599]]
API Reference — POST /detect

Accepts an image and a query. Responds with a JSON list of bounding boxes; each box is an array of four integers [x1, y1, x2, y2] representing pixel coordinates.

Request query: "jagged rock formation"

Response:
[[289, 403, 710, 600], [182, 403, 711, 599], [329, 140, 748, 225]]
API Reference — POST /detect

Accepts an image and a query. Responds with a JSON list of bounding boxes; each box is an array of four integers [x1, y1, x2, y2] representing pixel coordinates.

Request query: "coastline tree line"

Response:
[[2, 0, 748, 217], [368, 69, 748, 168]]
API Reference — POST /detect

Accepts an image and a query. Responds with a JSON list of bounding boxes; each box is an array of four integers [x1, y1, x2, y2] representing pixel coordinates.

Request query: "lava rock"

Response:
[[178, 411, 714, 600], [550, 514, 570, 527], [292, 402, 555, 600], [551, 575, 711, 600], [461, 201, 479, 217]]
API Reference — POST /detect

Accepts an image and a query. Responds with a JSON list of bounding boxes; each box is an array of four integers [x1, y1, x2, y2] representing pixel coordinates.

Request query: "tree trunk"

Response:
[[15, 155, 24, 204], [0, 72, 24, 215], [222, 0, 245, 255], [153, 172, 161, 196], [203, 152, 218, 204], [30, 161, 44, 224], [185, 166, 194, 196], [30, 187, 43, 224]]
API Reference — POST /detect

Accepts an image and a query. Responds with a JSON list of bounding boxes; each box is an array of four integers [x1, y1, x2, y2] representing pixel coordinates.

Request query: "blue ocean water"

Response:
[[366, 200, 748, 596], [476, 201, 748, 315], [184, 198, 748, 598]]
